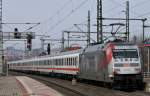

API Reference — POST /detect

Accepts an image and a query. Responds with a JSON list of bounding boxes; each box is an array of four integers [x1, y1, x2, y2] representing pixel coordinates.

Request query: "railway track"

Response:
[[9, 71, 150, 96]]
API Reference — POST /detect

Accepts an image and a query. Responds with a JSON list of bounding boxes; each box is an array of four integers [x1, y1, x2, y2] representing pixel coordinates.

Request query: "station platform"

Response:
[[0, 76, 63, 96], [144, 78, 150, 92]]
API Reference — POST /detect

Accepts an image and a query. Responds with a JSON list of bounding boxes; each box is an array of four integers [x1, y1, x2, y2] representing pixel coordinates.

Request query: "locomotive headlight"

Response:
[[134, 58, 139, 61], [114, 59, 118, 62], [114, 68, 120, 74], [134, 68, 141, 72], [114, 69, 120, 72]]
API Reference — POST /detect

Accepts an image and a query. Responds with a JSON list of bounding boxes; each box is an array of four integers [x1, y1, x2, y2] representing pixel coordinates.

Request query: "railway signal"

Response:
[[26, 34, 32, 51], [14, 28, 21, 39], [47, 43, 51, 55]]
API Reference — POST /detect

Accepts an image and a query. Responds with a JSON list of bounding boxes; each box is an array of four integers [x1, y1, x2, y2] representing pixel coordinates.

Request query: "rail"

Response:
[[143, 72, 150, 78]]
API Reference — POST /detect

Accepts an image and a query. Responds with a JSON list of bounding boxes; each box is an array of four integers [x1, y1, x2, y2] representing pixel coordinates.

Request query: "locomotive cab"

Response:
[[108, 44, 143, 89]]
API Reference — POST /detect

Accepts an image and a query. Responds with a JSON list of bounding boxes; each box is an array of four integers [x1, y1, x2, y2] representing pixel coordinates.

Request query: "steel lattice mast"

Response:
[[0, 0, 3, 74], [97, 0, 103, 44]]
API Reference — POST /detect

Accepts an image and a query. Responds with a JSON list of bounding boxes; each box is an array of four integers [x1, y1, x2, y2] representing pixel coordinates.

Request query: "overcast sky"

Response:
[[3, 0, 150, 49]]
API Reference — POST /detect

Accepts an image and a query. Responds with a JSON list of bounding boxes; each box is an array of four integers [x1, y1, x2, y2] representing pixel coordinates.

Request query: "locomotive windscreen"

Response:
[[113, 49, 138, 58]]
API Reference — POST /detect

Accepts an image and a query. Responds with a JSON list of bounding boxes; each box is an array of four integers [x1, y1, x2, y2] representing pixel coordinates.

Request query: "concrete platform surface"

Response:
[[144, 78, 150, 83], [0, 76, 26, 96], [0, 76, 64, 96], [16, 76, 64, 96]]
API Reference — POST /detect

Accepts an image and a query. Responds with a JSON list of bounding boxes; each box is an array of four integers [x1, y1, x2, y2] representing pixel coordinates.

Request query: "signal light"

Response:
[[47, 43, 51, 55], [14, 28, 21, 39], [26, 34, 32, 51]]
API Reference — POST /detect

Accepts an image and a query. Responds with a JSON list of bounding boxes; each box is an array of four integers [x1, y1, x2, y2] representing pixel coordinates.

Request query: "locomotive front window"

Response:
[[113, 49, 138, 58]]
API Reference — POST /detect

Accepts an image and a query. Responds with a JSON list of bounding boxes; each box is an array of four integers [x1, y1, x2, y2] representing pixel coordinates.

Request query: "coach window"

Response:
[[38, 61, 41, 66], [70, 58, 72, 66], [70, 58, 72, 65], [66, 58, 68, 66], [55, 59, 56, 66], [71, 58, 73, 66], [35, 61, 37, 66], [68, 58, 69, 65], [73, 58, 75, 66], [41, 61, 43, 66], [37, 61, 39, 66], [45, 60, 47, 66], [65, 58, 66, 65], [39, 61, 41, 66], [43, 60, 46, 66], [59, 59, 61, 66], [69, 58, 71, 66], [34, 61, 35, 66], [75, 58, 77, 66], [58, 59, 60, 66], [63, 58, 66, 66], [57, 59, 60, 66], [30, 61, 34, 66], [49, 60, 51, 65], [43, 60, 45, 65], [60, 59, 62, 66], [33, 61, 35, 66], [31, 62, 33, 66], [44, 60, 46, 66], [55, 59, 57, 66], [61, 59, 63, 66], [71, 58, 72, 66], [50, 60, 52, 65], [57, 59, 59, 66], [68, 58, 70, 65], [47, 60, 49, 65], [66, 58, 68, 65], [46, 60, 49, 66], [52, 59, 54, 66], [59, 59, 60, 66], [31, 61, 33, 66], [30, 62, 31, 66], [72, 58, 74, 66], [39, 61, 40, 66], [47, 60, 49, 66], [57, 59, 58, 66]]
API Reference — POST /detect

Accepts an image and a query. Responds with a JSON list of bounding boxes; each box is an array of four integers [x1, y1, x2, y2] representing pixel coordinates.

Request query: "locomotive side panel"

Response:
[[79, 50, 110, 82]]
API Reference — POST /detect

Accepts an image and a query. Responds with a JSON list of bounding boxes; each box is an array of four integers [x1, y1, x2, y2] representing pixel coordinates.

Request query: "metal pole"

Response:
[[97, 0, 99, 43], [100, 0, 103, 43], [126, 1, 129, 42], [24, 40, 26, 59], [148, 48, 150, 77], [67, 32, 70, 47], [0, 0, 3, 75], [41, 37, 44, 52], [142, 19, 147, 42], [62, 32, 64, 50], [87, 10, 91, 45], [97, 0, 103, 43]]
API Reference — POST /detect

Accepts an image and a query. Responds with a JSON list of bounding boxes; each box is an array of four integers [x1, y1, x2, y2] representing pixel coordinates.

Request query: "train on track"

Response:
[[8, 42, 144, 89]]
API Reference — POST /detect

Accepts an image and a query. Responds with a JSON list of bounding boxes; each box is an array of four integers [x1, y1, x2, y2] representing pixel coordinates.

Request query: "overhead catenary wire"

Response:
[[131, 0, 150, 9], [46, 0, 89, 34], [41, 0, 73, 24]]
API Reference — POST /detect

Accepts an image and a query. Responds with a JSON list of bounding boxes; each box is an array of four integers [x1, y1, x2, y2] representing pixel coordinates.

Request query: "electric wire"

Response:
[[47, 0, 89, 34], [41, 0, 73, 24]]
